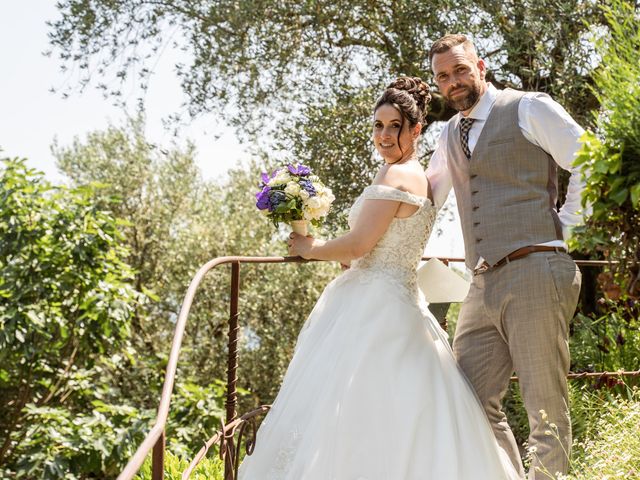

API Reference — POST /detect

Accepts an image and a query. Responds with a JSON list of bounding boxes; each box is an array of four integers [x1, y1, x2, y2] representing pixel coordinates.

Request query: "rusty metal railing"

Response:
[[117, 256, 309, 480], [117, 255, 639, 480]]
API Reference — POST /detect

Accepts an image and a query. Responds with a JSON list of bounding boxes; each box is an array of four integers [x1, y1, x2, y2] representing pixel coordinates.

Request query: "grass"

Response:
[[562, 387, 640, 479]]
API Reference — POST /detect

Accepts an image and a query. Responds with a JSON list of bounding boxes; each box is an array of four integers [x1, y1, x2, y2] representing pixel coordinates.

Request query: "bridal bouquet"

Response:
[[255, 163, 335, 235]]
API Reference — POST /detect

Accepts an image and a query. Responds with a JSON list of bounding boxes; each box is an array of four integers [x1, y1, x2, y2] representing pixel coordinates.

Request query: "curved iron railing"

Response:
[[117, 256, 310, 480], [117, 255, 639, 480]]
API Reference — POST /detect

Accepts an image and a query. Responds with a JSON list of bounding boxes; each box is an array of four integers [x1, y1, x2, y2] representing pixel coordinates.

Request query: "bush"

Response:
[[0, 159, 231, 478], [134, 451, 224, 480], [571, 0, 640, 298], [0, 158, 142, 475]]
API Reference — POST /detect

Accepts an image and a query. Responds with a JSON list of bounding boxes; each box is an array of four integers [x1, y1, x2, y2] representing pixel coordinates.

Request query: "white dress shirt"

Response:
[[426, 83, 590, 262]]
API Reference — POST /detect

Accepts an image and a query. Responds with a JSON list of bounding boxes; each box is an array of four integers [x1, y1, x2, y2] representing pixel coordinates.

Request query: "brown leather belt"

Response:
[[473, 245, 567, 276]]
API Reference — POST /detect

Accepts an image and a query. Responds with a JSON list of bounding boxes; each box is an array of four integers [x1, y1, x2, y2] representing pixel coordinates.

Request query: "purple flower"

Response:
[[260, 172, 271, 184], [270, 190, 286, 208], [287, 164, 311, 176], [299, 178, 316, 196], [255, 186, 271, 210]]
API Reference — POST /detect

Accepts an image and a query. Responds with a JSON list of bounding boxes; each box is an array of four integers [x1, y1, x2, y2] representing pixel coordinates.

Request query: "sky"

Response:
[[0, 2, 248, 183], [0, 2, 464, 259]]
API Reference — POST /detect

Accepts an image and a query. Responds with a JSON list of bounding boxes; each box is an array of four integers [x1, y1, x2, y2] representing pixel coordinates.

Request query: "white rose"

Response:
[[269, 170, 291, 186], [320, 194, 334, 208], [300, 189, 310, 200], [306, 196, 322, 209], [284, 181, 301, 196], [325, 189, 335, 202]]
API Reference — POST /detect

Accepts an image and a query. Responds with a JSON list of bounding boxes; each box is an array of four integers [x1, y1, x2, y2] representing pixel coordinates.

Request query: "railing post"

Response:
[[226, 261, 241, 423], [224, 261, 241, 480], [151, 430, 165, 480]]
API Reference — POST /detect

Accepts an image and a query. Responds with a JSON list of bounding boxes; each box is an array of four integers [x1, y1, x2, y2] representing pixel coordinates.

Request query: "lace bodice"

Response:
[[346, 184, 437, 298]]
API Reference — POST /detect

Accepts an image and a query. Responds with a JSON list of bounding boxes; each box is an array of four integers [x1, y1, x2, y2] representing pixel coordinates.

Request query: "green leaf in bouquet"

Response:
[[274, 203, 290, 213]]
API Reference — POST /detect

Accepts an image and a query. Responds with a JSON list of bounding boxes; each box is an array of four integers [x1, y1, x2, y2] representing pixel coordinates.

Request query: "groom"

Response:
[[426, 34, 586, 479]]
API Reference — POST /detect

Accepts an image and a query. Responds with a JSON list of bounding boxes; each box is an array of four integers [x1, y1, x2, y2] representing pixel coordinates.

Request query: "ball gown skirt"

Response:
[[237, 267, 519, 480]]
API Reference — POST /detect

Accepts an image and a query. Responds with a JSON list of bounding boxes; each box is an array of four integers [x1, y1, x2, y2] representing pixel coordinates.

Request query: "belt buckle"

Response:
[[473, 263, 490, 276]]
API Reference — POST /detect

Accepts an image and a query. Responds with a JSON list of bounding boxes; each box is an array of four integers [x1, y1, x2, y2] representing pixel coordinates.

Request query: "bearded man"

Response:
[[426, 34, 588, 480]]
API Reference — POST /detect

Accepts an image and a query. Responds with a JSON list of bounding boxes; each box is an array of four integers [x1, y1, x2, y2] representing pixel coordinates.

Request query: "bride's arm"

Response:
[[288, 198, 400, 263]]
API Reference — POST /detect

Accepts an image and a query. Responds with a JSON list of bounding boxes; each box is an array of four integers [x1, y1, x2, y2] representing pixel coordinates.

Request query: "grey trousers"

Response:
[[453, 251, 581, 480]]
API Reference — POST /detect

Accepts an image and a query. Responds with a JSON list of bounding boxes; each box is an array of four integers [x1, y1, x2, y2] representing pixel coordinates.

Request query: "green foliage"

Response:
[[0, 157, 235, 478], [134, 451, 224, 480], [54, 118, 339, 418], [503, 379, 637, 456], [1, 159, 141, 477], [570, 300, 640, 376], [3, 368, 226, 479], [571, 0, 640, 297], [48, 0, 606, 240], [562, 388, 640, 479], [48, 0, 602, 127], [0, 158, 141, 470], [10, 400, 153, 479], [53, 116, 206, 343], [165, 381, 226, 457]]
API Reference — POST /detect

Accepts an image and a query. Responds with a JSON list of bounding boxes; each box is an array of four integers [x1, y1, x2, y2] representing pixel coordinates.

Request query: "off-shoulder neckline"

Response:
[[364, 184, 433, 206]]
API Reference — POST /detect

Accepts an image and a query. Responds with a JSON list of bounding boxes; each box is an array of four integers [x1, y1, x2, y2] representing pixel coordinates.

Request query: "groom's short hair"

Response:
[[429, 34, 477, 62]]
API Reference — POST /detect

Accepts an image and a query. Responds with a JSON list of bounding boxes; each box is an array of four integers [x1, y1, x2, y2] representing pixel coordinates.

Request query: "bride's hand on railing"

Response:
[[288, 232, 324, 259]]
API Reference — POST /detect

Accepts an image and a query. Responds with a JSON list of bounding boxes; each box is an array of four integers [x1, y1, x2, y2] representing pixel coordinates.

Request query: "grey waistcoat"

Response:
[[446, 88, 563, 270]]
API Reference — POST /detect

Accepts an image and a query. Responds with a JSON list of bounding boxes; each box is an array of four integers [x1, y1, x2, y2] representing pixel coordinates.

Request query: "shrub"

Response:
[[134, 451, 224, 480]]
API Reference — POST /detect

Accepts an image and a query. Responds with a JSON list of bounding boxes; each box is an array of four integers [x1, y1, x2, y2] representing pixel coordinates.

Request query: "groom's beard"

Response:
[[445, 83, 481, 112]]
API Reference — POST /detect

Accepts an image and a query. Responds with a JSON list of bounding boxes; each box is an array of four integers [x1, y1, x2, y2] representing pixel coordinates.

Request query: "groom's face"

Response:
[[432, 44, 487, 114]]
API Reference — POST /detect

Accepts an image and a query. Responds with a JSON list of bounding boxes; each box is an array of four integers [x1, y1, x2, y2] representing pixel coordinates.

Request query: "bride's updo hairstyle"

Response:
[[373, 76, 431, 161], [374, 76, 431, 134]]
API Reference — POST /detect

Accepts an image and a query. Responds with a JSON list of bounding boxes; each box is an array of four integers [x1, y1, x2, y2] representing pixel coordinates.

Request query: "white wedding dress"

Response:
[[238, 185, 520, 480]]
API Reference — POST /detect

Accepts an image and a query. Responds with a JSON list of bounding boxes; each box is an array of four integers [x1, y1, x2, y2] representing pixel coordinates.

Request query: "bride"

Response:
[[238, 77, 522, 479]]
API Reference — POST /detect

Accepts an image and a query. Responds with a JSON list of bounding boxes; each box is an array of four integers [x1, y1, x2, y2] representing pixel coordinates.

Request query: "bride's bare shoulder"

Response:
[[373, 162, 429, 197]]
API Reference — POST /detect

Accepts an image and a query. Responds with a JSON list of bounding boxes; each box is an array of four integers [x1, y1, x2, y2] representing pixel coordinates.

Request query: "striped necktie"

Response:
[[459, 117, 475, 159]]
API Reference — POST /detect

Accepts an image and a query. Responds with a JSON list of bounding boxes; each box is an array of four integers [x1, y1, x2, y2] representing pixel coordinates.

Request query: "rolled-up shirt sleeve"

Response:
[[426, 126, 453, 210], [519, 93, 591, 238]]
